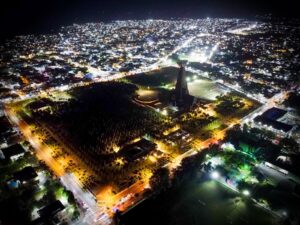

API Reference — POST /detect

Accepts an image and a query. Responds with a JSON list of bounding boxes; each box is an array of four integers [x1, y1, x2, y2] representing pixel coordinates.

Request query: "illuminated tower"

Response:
[[175, 63, 189, 104]]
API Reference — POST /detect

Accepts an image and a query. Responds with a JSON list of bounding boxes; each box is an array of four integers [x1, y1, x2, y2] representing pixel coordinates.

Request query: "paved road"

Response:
[[4, 106, 110, 225], [256, 162, 300, 186], [61, 174, 111, 225]]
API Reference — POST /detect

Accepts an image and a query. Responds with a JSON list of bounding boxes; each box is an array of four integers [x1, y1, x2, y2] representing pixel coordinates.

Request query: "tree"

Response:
[[279, 137, 299, 154], [149, 168, 170, 194], [66, 190, 75, 204], [237, 180, 252, 192]]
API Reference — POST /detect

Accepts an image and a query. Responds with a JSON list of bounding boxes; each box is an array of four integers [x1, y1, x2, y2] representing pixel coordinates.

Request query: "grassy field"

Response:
[[127, 67, 227, 102], [126, 67, 181, 87], [188, 79, 227, 101], [122, 178, 280, 225]]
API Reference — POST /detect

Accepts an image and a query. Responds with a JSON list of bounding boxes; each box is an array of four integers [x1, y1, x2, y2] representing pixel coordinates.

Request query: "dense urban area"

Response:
[[0, 18, 300, 225]]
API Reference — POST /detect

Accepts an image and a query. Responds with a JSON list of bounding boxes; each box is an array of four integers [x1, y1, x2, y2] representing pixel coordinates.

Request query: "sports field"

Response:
[[122, 178, 280, 225]]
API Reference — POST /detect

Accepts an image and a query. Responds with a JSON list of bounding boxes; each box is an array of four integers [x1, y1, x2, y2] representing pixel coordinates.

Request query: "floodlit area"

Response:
[[122, 179, 280, 225], [188, 79, 227, 101]]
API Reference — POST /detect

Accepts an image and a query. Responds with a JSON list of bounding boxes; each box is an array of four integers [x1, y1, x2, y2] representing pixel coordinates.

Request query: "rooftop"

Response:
[[13, 166, 38, 182], [120, 138, 157, 161], [38, 200, 65, 218], [0, 144, 25, 160]]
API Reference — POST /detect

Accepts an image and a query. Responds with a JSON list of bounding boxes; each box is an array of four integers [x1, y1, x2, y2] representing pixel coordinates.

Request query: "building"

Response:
[[13, 166, 38, 183], [0, 116, 13, 134], [254, 107, 293, 135], [120, 138, 157, 162], [38, 200, 65, 218], [173, 63, 195, 108], [175, 63, 189, 103], [32, 200, 65, 225], [0, 144, 26, 161]]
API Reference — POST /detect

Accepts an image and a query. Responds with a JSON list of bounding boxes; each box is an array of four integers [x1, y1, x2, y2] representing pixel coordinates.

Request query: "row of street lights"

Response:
[[210, 170, 250, 196]]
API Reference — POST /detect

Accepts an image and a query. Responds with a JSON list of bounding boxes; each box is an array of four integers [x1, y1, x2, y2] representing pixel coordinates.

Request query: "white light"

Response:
[[211, 171, 219, 179], [242, 190, 250, 196], [189, 52, 207, 63], [282, 211, 288, 217]]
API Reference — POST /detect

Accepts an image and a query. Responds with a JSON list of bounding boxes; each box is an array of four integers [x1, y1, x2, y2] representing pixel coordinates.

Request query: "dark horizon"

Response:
[[1, 0, 299, 41]]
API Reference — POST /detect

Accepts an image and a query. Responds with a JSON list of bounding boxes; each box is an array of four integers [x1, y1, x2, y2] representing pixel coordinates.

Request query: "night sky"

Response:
[[1, 0, 299, 40]]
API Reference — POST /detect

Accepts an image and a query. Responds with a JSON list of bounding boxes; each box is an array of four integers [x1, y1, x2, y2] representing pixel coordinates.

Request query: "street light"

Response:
[[242, 190, 250, 196], [281, 210, 288, 217], [211, 171, 220, 179]]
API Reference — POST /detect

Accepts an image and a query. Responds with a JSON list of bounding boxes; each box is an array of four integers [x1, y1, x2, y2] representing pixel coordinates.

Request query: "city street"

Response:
[[4, 106, 111, 225]]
